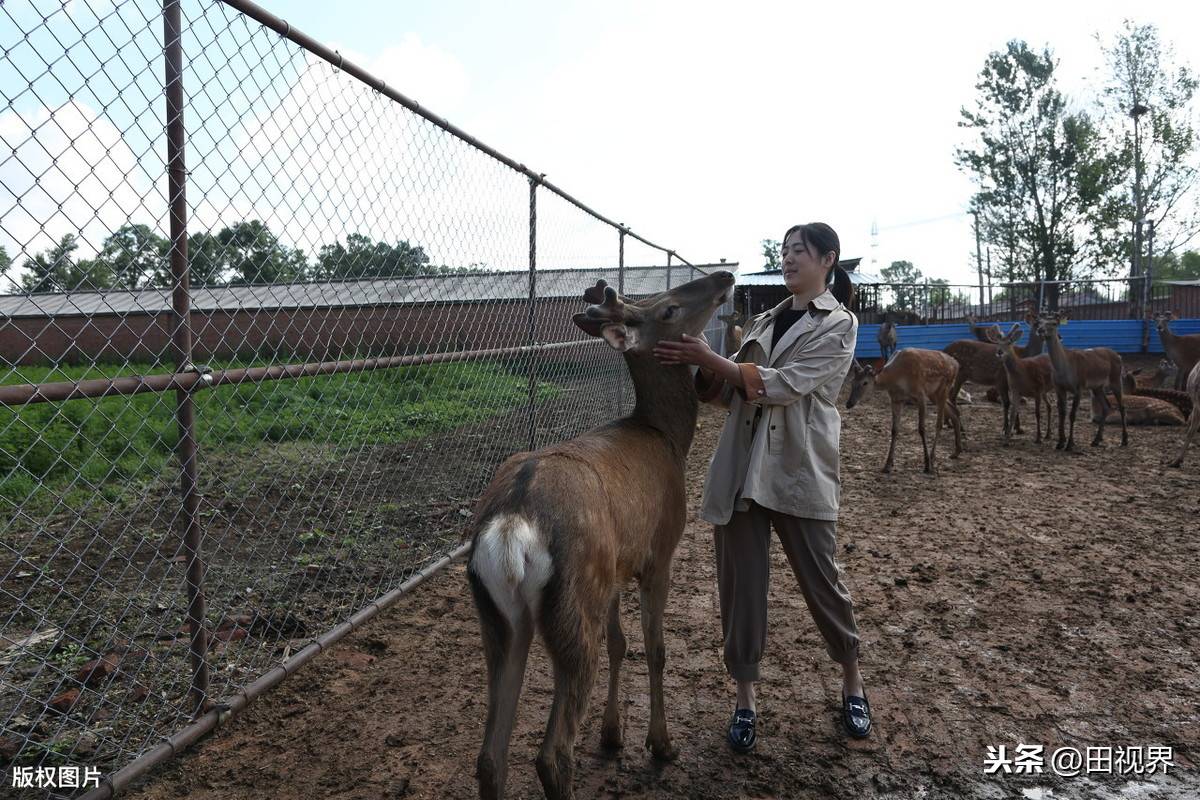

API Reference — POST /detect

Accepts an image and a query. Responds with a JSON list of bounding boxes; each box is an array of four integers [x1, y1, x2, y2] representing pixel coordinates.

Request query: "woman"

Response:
[[652, 222, 869, 753]]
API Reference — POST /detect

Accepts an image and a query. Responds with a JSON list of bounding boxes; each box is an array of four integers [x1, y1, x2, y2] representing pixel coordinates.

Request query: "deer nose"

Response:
[[712, 271, 735, 285]]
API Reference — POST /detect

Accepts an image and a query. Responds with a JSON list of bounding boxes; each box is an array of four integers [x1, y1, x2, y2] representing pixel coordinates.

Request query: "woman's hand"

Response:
[[653, 333, 717, 368]]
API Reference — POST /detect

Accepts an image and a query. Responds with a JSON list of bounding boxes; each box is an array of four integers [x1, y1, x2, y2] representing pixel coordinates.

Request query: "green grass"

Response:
[[1, 359, 560, 512]]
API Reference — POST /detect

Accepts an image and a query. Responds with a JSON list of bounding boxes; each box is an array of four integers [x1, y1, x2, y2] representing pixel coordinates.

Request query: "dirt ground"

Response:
[[125, 356, 1198, 800]]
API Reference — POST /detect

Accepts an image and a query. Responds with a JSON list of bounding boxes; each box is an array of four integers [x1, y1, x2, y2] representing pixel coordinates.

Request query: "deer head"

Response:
[[1035, 311, 1068, 340], [572, 271, 735, 353], [985, 323, 1023, 360], [1152, 310, 1176, 333], [845, 358, 881, 409]]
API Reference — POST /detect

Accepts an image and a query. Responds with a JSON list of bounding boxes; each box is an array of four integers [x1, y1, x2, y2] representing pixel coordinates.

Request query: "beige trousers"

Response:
[[713, 499, 860, 681]]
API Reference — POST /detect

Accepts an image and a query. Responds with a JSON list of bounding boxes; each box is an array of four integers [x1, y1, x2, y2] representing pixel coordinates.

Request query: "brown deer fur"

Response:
[[1104, 395, 1185, 426], [1037, 313, 1127, 451], [466, 271, 734, 800], [877, 321, 897, 361], [987, 325, 1056, 444], [717, 310, 745, 355], [1153, 312, 1200, 391], [846, 348, 963, 474], [1170, 361, 1200, 467]]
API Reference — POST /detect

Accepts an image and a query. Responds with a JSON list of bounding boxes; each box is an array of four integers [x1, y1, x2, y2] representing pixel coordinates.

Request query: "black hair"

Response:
[[782, 222, 854, 307]]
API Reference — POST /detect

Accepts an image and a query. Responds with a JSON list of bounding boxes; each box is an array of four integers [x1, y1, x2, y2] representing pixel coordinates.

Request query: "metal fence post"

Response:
[[617, 227, 626, 415], [164, 0, 209, 717], [666, 250, 672, 290], [527, 177, 538, 450], [1141, 220, 1155, 353]]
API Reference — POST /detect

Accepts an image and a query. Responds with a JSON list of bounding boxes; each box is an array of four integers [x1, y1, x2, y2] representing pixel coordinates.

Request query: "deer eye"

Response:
[[661, 305, 680, 321]]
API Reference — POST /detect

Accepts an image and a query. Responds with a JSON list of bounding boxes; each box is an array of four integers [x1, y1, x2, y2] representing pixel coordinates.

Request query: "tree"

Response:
[[1150, 249, 1200, 282], [760, 239, 782, 271], [1095, 21, 1200, 270], [956, 41, 1121, 307], [314, 233, 431, 280], [217, 220, 307, 284], [94, 224, 168, 289], [880, 259, 923, 312], [21, 234, 115, 292], [0, 245, 11, 290]]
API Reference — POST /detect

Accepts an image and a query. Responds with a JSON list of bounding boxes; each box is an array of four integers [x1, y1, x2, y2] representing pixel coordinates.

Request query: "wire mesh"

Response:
[[0, 1, 724, 796]]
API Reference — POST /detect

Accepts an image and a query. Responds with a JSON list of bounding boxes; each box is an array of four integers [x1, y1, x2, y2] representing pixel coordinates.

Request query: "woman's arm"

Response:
[[741, 314, 857, 406]]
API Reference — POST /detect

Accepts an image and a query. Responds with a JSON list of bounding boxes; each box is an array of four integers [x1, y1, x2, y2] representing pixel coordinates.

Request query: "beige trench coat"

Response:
[[697, 288, 858, 525]]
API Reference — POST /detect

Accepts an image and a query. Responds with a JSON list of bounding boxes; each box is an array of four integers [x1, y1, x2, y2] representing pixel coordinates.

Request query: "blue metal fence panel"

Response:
[[854, 318, 1200, 359]]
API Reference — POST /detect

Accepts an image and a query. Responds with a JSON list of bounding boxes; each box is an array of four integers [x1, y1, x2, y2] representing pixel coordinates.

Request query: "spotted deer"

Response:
[[1036, 312, 1127, 450], [1152, 312, 1200, 391], [845, 348, 963, 474], [467, 270, 735, 800]]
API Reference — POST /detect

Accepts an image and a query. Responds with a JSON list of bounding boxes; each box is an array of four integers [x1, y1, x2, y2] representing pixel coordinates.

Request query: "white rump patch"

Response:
[[470, 514, 552, 625]]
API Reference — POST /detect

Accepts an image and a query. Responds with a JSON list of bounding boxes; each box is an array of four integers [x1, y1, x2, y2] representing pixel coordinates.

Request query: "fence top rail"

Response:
[[996, 277, 1145, 287], [215, 0, 697, 270]]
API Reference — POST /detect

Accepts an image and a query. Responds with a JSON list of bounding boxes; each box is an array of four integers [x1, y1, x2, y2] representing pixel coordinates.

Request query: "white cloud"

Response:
[[0, 99, 158, 285]]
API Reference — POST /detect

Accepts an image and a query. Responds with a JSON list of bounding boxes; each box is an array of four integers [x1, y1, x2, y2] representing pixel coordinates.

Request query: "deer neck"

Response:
[[1158, 323, 1177, 352], [1045, 330, 1073, 380], [1022, 323, 1044, 357], [624, 351, 698, 461]]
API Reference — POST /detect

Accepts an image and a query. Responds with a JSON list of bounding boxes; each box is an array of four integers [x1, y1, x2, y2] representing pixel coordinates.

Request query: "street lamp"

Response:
[[1130, 101, 1150, 280]]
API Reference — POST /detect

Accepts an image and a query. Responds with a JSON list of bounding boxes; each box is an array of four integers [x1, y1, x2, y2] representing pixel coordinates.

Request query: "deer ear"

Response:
[[600, 323, 632, 352], [1005, 324, 1022, 343], [573, 312, 608, 337]]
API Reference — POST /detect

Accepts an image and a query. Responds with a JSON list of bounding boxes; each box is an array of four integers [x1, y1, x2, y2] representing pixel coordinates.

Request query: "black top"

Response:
[[771, 307, 807, 350]]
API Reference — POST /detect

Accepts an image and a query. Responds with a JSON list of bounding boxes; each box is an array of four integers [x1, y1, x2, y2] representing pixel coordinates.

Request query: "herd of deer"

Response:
[[841, 309, 1200, 474], [465, 274, 1200, 800]]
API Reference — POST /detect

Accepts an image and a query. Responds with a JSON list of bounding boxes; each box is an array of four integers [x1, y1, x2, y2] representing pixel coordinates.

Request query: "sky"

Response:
[[2, 0, 1198, 292]]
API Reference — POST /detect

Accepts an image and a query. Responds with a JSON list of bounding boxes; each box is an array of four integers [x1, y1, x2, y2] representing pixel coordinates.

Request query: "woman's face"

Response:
[[781, 233, 832, 295]]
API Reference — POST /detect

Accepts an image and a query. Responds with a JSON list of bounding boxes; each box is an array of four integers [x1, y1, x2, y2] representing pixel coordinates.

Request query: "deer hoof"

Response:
[[646, 736, 679, 762]]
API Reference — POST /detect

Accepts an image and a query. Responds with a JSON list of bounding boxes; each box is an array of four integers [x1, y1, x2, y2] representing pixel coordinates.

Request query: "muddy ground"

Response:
[[124, 356, 1198, 800]]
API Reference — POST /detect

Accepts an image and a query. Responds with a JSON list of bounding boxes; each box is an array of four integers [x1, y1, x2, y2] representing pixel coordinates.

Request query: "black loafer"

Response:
[[727, 708, 757, 753], [842, 690, 871, 739]]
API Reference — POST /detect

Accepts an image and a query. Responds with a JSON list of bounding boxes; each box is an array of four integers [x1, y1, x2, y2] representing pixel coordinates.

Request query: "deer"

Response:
[[466, 270, 735, 800], [945, 310, 1045, 436], [1127, 359, 1177, 390], [717, 310, 745, 355], [1036, 312, 1128, 451], [1152, 311, 1200, 391], [1119, 371, 1193, 418], [986, 324, 1056, 444], [845, 348, 963, 474], [1169, 361, 1200, 468], [965, 312, 1001, 343], [877, 320, 897, 361]]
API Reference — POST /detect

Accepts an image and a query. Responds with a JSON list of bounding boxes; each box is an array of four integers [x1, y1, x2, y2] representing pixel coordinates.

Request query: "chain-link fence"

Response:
[[0, 1, 731, 796]]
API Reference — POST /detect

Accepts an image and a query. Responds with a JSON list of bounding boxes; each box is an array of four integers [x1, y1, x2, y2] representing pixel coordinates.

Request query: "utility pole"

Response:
[[973, 211, 984, 314]]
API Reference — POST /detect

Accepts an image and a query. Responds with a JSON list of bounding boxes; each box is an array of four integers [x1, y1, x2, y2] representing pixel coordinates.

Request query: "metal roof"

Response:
[[0, 263, 737, 318]]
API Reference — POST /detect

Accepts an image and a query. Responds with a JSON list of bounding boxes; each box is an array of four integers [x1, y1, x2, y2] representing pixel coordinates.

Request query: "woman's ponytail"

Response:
[[829, 264, 855, 308]]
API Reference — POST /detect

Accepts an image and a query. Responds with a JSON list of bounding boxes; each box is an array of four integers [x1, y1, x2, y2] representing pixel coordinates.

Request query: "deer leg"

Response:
[[1170, 407, 1200, 467], [600, 593, 625, 751], [930, 392, 945, 471], [1116, 386, 1128, 447], [883, 400, 901, 473], [1091, 388, 1107, 446], [640, 568, 679, 762], [917, 398, 932, 474], [949, 374, 968, 432], [947, 399, 964, 458], [1066, 390, 1080, 451], [1056, 388, 1068, 450], [537, 600, 602, 800], [469, 569, 535, 800], [1034, 391, 1042, 443]]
